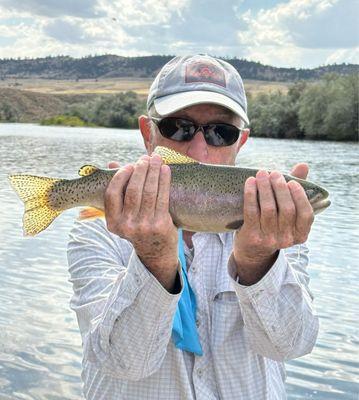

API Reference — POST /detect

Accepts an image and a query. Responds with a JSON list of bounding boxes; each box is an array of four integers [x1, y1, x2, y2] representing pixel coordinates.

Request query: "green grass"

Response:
[[40, 115, 96, 127]]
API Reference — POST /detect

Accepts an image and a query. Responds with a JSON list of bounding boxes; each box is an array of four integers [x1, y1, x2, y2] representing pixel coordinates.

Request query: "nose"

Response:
[[186, 128, 209, 161]]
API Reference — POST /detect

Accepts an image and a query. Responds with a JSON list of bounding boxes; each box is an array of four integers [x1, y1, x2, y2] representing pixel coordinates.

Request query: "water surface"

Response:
[[0, 124, 358, 399]]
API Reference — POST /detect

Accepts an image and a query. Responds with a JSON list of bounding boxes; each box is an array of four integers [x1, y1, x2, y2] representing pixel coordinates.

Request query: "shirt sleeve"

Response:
[[67, 218, 183, 381], [227, 244, 319, 361]]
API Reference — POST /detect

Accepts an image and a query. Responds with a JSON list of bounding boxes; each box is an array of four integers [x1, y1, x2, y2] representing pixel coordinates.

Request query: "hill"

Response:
[[0, 55, 357, 82], [0, 88, 98, 122]]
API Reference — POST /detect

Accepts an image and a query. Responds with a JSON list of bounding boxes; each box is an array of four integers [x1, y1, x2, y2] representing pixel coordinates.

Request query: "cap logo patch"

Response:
[[185, 60, 226, 87]]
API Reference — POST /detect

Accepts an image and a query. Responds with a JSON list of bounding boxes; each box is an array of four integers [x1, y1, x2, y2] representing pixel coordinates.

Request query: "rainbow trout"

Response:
[[8, 146, 330, 236]]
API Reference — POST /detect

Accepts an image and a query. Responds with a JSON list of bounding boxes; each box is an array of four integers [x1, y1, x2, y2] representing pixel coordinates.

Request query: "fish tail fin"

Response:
[[8, 174, 62, 236], [78, 207, 105, 220]]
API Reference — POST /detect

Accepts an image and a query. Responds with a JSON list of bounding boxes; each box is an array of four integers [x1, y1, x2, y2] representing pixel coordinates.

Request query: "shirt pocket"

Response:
[[211, 291, 244, 351]]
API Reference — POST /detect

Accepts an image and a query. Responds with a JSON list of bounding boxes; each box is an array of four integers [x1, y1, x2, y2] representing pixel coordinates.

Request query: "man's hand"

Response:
[[232, 163, 314, 286], [105, 154, 179, 292]]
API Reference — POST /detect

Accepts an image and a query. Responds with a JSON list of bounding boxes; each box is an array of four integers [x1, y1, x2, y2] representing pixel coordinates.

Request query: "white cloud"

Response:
[[0, 0, 357, 67], [99, 0, 189, 27], [325, 48, 359, 65], [237, 0, 359, 66]]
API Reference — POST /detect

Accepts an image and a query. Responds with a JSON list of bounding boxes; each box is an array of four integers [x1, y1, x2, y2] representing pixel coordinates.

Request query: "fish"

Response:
[[8, 146, 331, 236]]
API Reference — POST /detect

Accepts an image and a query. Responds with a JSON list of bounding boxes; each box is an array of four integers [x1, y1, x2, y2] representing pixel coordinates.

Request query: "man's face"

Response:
[[140, 104, 248, 166]]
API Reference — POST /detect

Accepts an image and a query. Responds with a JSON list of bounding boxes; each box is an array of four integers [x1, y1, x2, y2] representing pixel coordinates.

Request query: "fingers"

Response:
[[290, 163, 309, 180], [256, 170, 277, 233], [123, 155, 150, 215], [155, 164, 171, 216], [270, 171, 296, 247], [104, 164, 134, 225], [108, 161, 120, 169], [243, 177, 259, 229], [288, 180, 314, 243], [139, 154, 162, 217]]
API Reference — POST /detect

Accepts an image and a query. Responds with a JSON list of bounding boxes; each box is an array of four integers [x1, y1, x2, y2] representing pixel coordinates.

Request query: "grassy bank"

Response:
[[1, 75, 357, 140], [40, 115, 97, 127]]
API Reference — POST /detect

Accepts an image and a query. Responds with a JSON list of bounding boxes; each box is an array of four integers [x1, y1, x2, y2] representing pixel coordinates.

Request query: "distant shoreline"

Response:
[[1, 74, 358, 142], [1, 54, 357, 82], [1, 121, 358, 144]]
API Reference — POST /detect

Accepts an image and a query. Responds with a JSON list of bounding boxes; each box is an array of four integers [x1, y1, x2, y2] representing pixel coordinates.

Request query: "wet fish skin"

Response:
[[8, 146, 330, 236], [169, 162, 329, 232]]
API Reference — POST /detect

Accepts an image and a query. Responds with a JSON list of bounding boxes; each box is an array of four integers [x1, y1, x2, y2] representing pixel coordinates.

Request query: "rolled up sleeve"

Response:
[[228, 244, 319, 361], [67, 219, 182, 381]]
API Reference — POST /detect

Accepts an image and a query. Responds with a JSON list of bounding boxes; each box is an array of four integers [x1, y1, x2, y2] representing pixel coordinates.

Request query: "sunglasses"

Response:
[[151, 117, 243, 147]]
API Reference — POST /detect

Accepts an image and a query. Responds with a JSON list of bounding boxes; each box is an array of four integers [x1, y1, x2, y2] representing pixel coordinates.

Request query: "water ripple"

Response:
[[0, 125, 358, 399]]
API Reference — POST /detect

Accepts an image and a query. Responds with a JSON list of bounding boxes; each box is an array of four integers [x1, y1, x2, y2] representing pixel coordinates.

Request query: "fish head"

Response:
[[301, 180, 331, 215]]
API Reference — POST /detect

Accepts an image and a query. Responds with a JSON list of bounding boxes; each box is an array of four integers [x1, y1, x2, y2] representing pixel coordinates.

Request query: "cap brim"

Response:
[[153, 90, 249, 125]]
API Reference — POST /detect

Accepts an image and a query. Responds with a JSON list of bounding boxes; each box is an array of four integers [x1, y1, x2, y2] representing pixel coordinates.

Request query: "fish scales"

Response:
[[8, 146, 331, 236], [169, 163, 247, 232], [49, 170, 115, 211]]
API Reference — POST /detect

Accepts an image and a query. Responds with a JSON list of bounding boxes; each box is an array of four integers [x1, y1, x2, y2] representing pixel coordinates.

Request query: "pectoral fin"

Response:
[[78, 207, 105, 220]]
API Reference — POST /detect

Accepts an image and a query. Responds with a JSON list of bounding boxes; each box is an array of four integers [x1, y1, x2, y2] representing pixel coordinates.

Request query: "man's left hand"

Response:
[[232, 163, 314, 285]]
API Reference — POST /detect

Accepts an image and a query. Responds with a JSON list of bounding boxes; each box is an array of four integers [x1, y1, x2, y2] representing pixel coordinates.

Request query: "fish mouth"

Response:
[[309, 191, 331, 215], [311, 197, 331, 215]]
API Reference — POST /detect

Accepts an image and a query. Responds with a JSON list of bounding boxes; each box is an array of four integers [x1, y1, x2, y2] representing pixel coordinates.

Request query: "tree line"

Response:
[[2, 73, 358, 141], [0, 54, 357, 81], [248, 73, 358, 141], [41, 91, 146, 129]]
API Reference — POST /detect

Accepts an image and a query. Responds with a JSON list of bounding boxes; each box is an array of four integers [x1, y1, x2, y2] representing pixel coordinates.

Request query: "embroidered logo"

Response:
[[185, 60, 226, 87]]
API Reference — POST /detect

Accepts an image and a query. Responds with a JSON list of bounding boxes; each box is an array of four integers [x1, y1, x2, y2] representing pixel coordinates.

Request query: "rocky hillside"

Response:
[[0, 55, 357, 82]]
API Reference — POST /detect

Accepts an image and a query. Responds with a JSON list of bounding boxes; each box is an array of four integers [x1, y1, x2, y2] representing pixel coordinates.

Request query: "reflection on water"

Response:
[[0, 124, 358, 399]]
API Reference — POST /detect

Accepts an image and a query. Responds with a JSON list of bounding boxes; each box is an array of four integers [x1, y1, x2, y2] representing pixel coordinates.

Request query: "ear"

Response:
[[236, 128, 250, 152], [138, 115, 153, 154]]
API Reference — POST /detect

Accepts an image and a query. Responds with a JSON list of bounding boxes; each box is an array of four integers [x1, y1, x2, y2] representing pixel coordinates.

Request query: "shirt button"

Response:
[[197, 368, 203, 378], [196, 318, 200, 328], [134, 273, 142, 285], [191, 266, 197, 273]]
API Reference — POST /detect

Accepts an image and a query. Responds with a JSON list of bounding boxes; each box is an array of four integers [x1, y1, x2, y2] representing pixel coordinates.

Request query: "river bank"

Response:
[[1, 73, 358, 141]]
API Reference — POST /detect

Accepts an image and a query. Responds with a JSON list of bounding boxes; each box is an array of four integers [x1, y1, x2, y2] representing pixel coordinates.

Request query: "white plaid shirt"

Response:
[[67, 218, 318, 400]]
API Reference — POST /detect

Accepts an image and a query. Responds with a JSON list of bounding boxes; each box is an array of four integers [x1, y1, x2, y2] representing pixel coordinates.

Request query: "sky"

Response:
[[0, 0, 358, 68]]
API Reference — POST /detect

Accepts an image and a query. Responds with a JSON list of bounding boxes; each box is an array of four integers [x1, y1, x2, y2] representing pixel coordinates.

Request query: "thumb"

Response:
[[290, 163, 309, 179], [108, 161, 120, 169]]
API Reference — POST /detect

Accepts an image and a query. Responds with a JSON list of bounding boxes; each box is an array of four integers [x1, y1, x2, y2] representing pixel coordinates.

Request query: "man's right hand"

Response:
[[105, 154, 179, 292]]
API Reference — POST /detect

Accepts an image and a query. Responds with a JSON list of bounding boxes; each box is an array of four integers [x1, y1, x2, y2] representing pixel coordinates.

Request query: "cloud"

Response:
[[237, 0, 359, 66], [117, 0, 248, 55], [0, 0, 357, 67], [0, 0, 104, 18], [326, 48, 359, 65], [43, 17, 130, 46], [283, 0, 358, 49], [44, 20, 92, 44]]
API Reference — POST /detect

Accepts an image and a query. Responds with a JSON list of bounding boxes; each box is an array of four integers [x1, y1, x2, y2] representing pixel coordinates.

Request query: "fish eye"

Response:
[[306, 189, 316, 198]]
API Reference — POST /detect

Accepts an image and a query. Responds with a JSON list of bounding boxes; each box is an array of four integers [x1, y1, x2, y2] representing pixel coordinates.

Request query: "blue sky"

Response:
[[0, 0, 358, 67]]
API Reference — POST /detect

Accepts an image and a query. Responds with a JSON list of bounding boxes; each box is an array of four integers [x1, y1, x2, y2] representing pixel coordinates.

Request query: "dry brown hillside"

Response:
[[0, 88, 98, 122]]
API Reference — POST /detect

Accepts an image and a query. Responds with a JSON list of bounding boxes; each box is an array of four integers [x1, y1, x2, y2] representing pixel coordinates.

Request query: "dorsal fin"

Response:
[[78, 165, 99, 177], [153, 146, 198, 165]]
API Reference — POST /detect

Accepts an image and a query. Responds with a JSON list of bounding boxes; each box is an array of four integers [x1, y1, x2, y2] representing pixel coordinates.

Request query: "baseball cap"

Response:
[[147, 54, 249, 125]]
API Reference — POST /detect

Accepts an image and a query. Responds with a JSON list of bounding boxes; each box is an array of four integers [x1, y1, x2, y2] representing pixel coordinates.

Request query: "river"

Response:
[[0, 123, 358, 399]]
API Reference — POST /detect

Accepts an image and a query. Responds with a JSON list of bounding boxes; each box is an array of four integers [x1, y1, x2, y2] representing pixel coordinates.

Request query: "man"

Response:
[[67, 55, 319, 399]]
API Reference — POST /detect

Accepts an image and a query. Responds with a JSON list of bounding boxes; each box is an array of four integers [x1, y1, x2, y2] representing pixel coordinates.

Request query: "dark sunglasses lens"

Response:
[[159, 118, 196, 141], [204, 124, 240, 146]]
